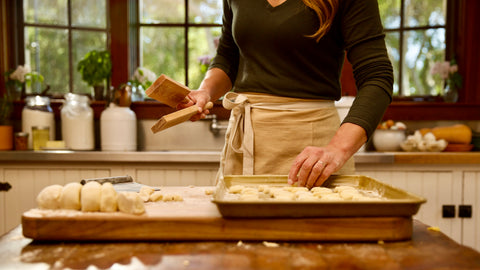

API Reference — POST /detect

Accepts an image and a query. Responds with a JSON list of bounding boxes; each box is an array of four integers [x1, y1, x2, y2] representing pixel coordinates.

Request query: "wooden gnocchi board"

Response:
[[22, 186, 413, 242]]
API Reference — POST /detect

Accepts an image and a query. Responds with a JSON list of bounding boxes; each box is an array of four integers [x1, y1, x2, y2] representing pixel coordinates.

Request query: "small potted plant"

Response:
[[77, 50, 112, 100], [0, 94, 13, 150]]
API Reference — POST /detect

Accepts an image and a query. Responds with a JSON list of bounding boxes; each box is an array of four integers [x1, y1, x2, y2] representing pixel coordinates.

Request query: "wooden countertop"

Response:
[[392, 152, 480, 164], [1, 221, 480, 269]]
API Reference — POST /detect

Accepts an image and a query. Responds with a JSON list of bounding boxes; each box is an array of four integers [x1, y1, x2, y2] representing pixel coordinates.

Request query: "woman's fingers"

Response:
[[289, 146, 344, 188]]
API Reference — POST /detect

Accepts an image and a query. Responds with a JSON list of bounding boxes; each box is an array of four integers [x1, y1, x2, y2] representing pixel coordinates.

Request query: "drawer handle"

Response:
[[442, 205, 455, 218], [458, 205, 472, 218], [0, 182, 12, 192]]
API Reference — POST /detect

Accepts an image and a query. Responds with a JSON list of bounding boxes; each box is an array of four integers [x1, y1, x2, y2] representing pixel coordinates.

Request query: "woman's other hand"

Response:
[[288, 123, 367, 188]]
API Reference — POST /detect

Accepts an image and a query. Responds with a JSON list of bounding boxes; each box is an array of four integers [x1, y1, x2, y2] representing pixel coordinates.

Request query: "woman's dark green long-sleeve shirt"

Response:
[[210, 0, 394, 138]]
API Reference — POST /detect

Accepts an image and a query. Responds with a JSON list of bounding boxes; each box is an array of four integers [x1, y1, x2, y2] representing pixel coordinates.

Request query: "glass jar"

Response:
[[22, 96, 55, 149], [32, 126, 50, 150], [61, 93, 94, 150]]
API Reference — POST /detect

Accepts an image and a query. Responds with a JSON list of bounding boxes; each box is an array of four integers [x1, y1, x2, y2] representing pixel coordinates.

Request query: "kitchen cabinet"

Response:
[[356, 163, 480, 252]]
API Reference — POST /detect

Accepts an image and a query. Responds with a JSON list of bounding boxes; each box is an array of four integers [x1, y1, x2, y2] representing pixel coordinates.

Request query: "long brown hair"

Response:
[[302, 0, 339, 42]]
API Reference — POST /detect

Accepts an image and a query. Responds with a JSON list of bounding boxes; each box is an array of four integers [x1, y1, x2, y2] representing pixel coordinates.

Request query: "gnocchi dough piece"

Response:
[[117, 192, 145, 215], [239, 193, 259, 201], [311, 187, 333, 195], [37, 184, 63, 209], [228, 185, 245, 194], [319, 193, 343, 201], [241, 187, 258, 195], [60, 182, 82, 210], [162, 194, 184, 202], [81, 181, 102, 212], [284, 186, 309, 193], [339, 189, 360, 200], [139, 186, 155, 202], [333, 185, 356, 193], [149, 191, 164, 202], [100, 182, 118, 212]]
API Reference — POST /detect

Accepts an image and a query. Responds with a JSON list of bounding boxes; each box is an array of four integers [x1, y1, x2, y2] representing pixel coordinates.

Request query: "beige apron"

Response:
[[217, 92, 355, 181]]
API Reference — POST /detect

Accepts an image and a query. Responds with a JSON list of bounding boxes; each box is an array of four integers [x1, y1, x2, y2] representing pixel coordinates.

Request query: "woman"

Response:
[[181, 0, 393, 188]]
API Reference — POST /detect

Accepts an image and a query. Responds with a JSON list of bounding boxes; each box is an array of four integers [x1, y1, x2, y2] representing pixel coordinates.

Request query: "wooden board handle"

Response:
[[151, 102, 214, 133]]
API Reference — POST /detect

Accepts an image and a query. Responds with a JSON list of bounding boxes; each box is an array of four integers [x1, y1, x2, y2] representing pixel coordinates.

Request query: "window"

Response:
[[137, 0, 222, 89], [379, 0, 448, 97], [2, 0, 480, 121], [22, 0, 108, 96]]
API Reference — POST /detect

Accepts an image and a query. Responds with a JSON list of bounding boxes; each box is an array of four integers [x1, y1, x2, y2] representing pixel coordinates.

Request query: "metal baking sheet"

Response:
[[212, 175, 426, 218]]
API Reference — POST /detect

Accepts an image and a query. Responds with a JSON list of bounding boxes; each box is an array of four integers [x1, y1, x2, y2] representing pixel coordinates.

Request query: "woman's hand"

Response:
[[288, 145, 345, 189], [288, 123, 367, 188], [176, 89, 212, 121], [176, 67, 232, 122]]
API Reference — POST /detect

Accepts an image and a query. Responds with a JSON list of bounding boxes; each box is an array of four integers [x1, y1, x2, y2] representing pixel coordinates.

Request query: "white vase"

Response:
[[444, 84, 458, 103]]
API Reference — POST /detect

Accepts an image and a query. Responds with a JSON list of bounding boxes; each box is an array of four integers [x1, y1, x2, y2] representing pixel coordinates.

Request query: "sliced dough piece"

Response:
[[60, 182, 82, 210], [139, 186, 155, 202], [100, 182, 118, 212], [117, 192, 145, 215], [37, 184, 63, 209], [149, 191, 163, 202], [81, 181, 102, 212]]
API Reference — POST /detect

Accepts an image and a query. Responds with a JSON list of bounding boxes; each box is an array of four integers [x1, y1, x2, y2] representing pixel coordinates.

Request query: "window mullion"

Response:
[[185, 0, 189, 86], [67, 0, 73, 93]]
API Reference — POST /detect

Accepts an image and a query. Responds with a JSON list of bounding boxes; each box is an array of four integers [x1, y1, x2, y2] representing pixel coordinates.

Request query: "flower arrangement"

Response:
[[430, 59, 463, 92], [130, 67, 157, 89], [5, 65, 44, 90]]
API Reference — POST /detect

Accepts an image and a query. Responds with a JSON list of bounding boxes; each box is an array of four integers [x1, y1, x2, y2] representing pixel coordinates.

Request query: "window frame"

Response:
[[2, 0, 480, 121], [11, 0, 111, 95]]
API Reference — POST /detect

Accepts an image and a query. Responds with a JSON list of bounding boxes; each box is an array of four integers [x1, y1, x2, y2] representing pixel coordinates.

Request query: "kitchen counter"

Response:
[[0, 150, 395, 164], [1, 150, 480, 164], [1, 221, 480, 269]]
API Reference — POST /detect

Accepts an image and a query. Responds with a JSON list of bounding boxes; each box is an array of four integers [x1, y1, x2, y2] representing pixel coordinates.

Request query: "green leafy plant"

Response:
[[77, 50, 112, 87], [0, 94, 13, 126]]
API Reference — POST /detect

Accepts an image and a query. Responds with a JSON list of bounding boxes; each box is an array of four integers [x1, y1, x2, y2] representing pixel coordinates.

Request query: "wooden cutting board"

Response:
[[22, 186, 412, 241]]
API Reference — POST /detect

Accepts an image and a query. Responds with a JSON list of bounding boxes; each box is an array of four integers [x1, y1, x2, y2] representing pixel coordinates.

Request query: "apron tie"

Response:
[[222, 92, 254, 175]]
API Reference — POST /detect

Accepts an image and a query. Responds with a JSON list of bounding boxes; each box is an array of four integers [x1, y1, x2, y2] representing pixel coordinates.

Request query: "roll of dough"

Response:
[[60, 182, 82, 210], [81, 181, 102, 212], [100, 182, 118, 212], [117, 192, 145, 215], [37, 185, 63, 209]]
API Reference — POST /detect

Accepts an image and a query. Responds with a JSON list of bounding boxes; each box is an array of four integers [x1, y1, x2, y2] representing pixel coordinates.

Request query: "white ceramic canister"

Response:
[[100, 103, 137, 151], [22, 96, 55, 149], [61, 93, 94, 150]]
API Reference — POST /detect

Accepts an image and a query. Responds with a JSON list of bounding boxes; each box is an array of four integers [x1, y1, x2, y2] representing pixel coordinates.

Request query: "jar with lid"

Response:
[[100, 103, 137, 151], [22, 96, 55, 149], [61, 93, 94, 150]]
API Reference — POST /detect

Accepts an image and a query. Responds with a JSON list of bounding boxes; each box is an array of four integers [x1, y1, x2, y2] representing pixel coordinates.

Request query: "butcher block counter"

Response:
[[1, 221, 479, 269]]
